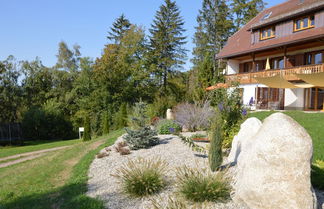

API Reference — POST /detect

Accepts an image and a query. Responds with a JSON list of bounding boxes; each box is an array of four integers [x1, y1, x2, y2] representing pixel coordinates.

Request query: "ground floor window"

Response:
[[305, 87, 324, 110], [256, 87, 285, 110]]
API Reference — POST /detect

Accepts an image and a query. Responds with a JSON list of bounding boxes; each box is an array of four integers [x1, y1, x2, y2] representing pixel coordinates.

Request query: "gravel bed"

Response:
[[86, 134, 242, 209]]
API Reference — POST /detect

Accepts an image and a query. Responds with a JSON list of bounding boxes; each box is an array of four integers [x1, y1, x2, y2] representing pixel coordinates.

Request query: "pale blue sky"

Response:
[[0, 0, 283, 70]]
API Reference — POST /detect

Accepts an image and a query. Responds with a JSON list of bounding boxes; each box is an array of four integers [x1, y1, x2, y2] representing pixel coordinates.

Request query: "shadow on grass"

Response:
[[311, 164, 324, 190], [0, 182, 104, 209]]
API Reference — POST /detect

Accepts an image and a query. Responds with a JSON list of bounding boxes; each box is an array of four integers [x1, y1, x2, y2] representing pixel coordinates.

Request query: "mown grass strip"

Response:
[[0, 138, 81, 159], [0, 130, 123, 209]]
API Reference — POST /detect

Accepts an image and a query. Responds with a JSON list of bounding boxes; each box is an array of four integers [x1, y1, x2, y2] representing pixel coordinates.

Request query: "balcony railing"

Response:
[[225, 64, 324, 85]]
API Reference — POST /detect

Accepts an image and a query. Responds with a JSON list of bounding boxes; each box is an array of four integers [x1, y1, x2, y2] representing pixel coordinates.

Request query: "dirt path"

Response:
[[0, 146, 70, 168]]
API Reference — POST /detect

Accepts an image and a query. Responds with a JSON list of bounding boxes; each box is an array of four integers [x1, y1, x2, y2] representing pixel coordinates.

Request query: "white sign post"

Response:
[[79, 127, 84, 139]]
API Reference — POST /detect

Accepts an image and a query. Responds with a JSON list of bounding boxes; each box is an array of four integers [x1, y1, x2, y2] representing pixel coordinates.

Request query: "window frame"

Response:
[[294, 15, 315, 32], [260, 26, 276, 40]]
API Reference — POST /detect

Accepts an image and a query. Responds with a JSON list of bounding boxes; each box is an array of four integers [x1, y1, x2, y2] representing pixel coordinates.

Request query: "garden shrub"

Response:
[[113, 158, 168, 197], [124, 101, 159, 149], [22, 105, 75, 140], [156, 119, 181, 134], [173, 101, 215, 131], [208, 115, 223, 172], [208, 85, 246, 148], [176, 166, 230, 202]]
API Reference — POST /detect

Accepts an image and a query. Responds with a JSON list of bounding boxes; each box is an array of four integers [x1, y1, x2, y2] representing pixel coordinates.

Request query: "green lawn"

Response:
[[0, 130, 123, 209], [0, 138, 81, 159], [249, 111, 324, 189]]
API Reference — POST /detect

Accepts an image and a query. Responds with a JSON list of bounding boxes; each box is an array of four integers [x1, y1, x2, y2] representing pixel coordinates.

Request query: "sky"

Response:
[[0, 0, 283, 70]]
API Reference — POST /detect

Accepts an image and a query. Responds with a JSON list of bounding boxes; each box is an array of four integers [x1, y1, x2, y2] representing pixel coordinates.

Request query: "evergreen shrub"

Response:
[[123, 101, 159, 149], [208, 116, 223, 171]]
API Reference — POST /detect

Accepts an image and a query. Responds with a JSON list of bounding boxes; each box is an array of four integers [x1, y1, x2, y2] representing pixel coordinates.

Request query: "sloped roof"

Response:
[[216, 0, 324, 59]]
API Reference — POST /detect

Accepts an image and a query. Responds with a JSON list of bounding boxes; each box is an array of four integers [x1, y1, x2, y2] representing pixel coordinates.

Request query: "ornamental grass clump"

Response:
[[176, 166, 230, 203], [113, 158, 168, 197]]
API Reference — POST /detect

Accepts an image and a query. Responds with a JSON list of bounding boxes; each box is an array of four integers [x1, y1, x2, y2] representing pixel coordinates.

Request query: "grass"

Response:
[[0, 138, 81, 159], [249, 111, 324, 189], [113, 158, 168, 197], [0, 129, 123, 209], [176, 166, 230, 203]]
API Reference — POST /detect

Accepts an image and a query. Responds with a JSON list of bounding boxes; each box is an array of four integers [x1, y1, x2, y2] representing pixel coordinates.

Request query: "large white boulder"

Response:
[[227, 117, 262, 163], [233, 113, 317, 209]]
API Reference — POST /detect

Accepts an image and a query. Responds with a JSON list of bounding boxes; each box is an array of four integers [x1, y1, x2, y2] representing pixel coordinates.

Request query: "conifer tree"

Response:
[[124, 101, 158, 150], [83, 115, 91, 141], [231, 0, 266, 31], [208, 115, 223, 171], [102, 111, 110, 135], [107, 14, 131, 43], [149, 0, 187, 94], [191, 0, 233, 100]]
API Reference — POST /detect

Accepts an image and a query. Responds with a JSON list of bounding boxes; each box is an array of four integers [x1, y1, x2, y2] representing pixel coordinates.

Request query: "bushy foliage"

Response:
[[83, 115, 91, 141], [176, 166, 230, 202], [113, 158, 168, 197], [124, 101, 159, 149], [173, 101, 215, 132], [209, 86, 245, 148], [208, 115, 223, 171], [124, 127, 159, 149], [156, 119, 181, 134], [22, 106, 75, 140]]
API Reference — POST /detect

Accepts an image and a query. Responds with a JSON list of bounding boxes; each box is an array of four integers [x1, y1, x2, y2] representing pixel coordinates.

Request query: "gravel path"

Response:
[[87, 135, 242, 209]]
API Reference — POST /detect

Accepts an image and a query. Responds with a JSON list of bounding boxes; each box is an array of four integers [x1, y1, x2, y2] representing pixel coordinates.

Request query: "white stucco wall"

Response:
[[284, 88, 304, 110], [227, 59, 240, 75]]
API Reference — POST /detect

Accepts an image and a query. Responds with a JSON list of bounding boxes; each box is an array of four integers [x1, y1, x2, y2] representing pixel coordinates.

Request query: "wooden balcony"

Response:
[[225, 64, 324, 85]]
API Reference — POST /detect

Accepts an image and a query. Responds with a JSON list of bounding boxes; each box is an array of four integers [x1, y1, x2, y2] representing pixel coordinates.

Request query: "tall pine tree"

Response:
[[231, 0, 266, 31], [148, 0, 187, 95], [190, 0, 234, 100], [107, 14, 131, 43]]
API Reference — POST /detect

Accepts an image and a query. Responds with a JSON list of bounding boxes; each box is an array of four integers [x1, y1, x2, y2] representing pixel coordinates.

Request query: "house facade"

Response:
[[216, 0, 324, 111]]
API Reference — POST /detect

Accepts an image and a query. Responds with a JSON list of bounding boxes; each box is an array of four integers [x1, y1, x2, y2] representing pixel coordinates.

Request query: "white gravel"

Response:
[[86, 134, 242, 209]]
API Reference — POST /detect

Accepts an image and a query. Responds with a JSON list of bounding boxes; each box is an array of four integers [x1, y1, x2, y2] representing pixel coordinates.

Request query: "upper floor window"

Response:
[[260, 26, 275, 40], [294, 15, 315, 32]]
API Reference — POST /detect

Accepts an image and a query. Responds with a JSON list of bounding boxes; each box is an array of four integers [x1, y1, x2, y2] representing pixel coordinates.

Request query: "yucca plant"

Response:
[[175, 166, 230, 202], [113, 158, 168, 197]]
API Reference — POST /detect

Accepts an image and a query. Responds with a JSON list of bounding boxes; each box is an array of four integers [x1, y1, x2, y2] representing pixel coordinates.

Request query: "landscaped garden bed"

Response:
[[86, 134, 237, 209]]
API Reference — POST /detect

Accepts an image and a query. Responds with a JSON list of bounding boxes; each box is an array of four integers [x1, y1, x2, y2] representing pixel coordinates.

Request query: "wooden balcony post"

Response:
[[252, 53, 256, 72], [283, 46, 287, 68]]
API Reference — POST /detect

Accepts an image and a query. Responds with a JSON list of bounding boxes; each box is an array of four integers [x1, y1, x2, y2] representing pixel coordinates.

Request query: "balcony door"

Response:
[[256, 87, 285, 110], [305, 87, 324, 110]]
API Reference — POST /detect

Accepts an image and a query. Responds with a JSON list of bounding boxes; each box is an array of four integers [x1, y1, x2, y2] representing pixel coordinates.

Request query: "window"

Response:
[[243, 62, 252, 73], [315, 53, 322, 64], [272, 57, 284, 69], [294, 15, 315, 31], [260, 26, 275, 40]]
